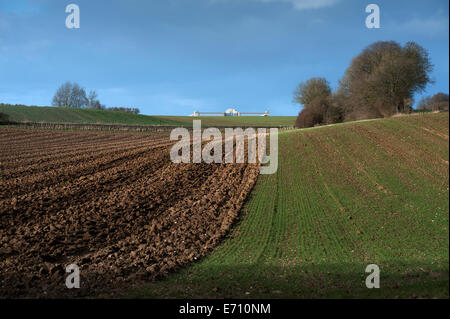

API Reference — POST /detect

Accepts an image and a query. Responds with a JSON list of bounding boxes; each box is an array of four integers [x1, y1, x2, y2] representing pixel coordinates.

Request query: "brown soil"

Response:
[[0, 128, 259, 298]]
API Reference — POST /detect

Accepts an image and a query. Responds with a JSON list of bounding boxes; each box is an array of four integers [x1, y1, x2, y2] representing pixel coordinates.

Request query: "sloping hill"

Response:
[[131, 112, 449, 298], [0, 104, 184, 126], [0, 104, 296, 127]]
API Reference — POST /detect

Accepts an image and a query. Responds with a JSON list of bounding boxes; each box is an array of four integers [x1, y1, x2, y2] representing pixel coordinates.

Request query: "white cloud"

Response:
[[211, 0, 339, 10], [395, 15, 449, 36], [274, 0, 339, 10]]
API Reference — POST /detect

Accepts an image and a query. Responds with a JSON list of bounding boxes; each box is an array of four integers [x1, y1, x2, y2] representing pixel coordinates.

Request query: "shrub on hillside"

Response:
[[295, 95, 344, 128], [293, 78, 339, 128], [107, 107, 140, 114], [295, 108, 315, 128], [0, 112, 9, 123], [295, 104, 325, 128]]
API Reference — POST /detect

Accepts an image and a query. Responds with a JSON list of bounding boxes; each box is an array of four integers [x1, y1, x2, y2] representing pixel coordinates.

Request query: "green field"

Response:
[[156, 115, 296, 127], [0, 104, 184, 126], [0, 104, 296, 127], [130, 112, 449, 298]]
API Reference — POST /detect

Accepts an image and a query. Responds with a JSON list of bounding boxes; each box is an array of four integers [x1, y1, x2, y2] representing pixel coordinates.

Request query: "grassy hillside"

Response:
[[130, 112, 449, 298], [0, 104, 184, 126], [0, 104, 296, 127]]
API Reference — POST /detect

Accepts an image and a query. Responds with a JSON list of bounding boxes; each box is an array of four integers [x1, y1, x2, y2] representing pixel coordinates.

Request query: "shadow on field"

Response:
[[129, 261, 449, 299], [0, 259, 447, 298]]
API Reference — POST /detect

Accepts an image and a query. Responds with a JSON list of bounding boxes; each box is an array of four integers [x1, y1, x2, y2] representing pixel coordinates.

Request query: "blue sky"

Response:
[[0, 0, 448, 116]]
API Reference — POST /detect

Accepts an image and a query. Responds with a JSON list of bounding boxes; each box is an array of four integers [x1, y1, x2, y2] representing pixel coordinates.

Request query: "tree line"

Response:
[[294, 41, 447, 128], [52, 81, 140, 114], [416, 92, 449, 112]]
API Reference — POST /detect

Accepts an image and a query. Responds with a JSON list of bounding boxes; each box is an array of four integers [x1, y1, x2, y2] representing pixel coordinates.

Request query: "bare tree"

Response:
[[293, 77, 343, 127], [88, 90, 98, 108], [293, 77, 332, 108], [417, 92, 449, 111], [337, 41, 433, 120], [52, 82, 88, 108], [52, 82, 72, 108], [417, 96, 432, 110], [87, 90, 105, 109], [69, 83, 88, 108]]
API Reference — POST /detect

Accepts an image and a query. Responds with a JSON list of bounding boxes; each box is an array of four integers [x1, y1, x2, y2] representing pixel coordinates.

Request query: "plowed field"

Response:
[[0, 128, 259, 298]]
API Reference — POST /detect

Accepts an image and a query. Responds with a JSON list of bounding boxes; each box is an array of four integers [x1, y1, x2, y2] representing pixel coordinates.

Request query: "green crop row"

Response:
[[129, 112, 449, 299]]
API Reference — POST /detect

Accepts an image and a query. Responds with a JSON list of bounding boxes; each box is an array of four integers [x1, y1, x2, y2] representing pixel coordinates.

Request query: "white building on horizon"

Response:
[[190, 108, 270, 117]]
